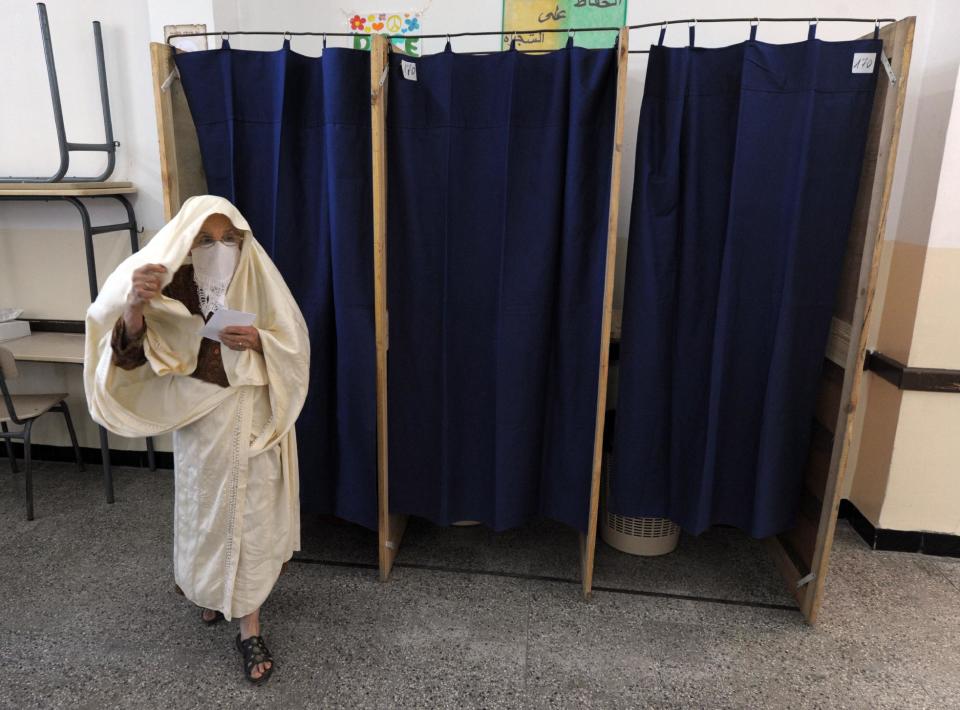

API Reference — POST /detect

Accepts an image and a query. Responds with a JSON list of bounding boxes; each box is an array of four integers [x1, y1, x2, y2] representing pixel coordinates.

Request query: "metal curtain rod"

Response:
[[167, 17, 898, 45], [166, 27, 621, 44], [627, 17, 895, 29], [624, 16, 896, 55]]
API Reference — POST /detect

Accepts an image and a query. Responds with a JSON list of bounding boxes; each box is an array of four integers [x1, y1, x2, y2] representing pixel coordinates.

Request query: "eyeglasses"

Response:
[[194, 232, 244, 249]]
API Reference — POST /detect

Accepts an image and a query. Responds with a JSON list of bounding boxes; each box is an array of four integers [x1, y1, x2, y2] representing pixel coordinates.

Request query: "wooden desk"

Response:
[[4, 332, 85, 364], [0, 183, 147, 502], [0, 181, 136, 197], [4, 331, 157, 502]]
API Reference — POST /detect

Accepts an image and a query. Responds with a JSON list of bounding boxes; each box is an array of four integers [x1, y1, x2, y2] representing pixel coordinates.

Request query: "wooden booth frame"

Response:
[[763, 17, 915, 623], [368, 31, 630, 584], [150, 17, 913, 624]]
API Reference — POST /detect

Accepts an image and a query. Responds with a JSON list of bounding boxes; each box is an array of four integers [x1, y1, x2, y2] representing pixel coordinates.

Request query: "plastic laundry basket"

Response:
[[601, 456, 680, 556]]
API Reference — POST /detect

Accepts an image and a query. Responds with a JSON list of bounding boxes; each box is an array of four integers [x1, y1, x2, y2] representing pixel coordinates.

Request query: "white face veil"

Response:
[[192, 240, 241, 318]]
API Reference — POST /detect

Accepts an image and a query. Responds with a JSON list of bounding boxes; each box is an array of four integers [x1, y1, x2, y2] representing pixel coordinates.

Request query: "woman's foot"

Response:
[[236, 633, 274, 684], [200, 608, 224, 625], [239, 608, 273, 681]]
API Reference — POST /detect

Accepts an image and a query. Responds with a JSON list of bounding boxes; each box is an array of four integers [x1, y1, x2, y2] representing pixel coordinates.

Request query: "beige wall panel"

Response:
[[881, 391, 960, 533], [909, 246, 960, 367], [848, 376, 904, 525], [0, 227, 144, 321], [875, 240, 928, 363]]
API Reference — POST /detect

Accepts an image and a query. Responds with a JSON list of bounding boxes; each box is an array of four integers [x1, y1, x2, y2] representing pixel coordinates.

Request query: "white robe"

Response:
[[84, 195, 310, 620]]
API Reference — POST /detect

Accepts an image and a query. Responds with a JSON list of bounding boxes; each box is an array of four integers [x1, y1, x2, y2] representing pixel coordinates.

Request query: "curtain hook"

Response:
[[322, 32, 327, 49], [221, 31, 229, 41]]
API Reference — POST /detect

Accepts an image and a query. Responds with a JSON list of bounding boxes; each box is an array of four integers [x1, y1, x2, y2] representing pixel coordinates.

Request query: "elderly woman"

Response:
[[84, 196, 309, 685]]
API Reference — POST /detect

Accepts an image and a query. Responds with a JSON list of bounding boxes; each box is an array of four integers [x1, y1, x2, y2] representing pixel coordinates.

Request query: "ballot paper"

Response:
[[198, 308, 257, 342]]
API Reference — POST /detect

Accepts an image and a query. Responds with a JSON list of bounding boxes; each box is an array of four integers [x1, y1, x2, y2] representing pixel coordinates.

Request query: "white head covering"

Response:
[[84, 195, 310, 447]]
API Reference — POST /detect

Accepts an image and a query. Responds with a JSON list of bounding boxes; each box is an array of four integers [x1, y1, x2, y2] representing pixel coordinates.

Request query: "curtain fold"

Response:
[[611, 38, 881, 538], [176, 44, 378, 529], [386, 44, 618, 531]]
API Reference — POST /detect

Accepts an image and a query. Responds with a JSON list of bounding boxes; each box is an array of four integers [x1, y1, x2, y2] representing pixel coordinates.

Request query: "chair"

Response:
[[0, 345, 84, 520]]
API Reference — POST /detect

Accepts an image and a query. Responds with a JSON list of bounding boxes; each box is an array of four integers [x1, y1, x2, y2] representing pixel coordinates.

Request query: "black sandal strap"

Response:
[[236, 634, 275, 683]]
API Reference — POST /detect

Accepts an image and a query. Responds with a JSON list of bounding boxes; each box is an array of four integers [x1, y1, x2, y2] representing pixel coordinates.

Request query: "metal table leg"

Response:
[[146, 437, 157, 471], [98, 424, 114, 504], [65, 195, 154, 482]]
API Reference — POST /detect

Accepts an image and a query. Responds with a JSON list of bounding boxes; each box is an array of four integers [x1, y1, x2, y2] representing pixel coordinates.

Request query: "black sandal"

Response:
[[200, 609, 224, 625], [236, 633, 275, 685]]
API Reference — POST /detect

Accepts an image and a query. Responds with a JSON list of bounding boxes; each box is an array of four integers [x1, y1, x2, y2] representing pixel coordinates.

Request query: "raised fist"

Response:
[[128, 264, 168, 307]]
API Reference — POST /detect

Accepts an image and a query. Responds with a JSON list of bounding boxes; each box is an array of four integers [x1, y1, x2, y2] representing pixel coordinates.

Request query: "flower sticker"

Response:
[[350, 14, 365, 31], [404, 17, 420, 32]]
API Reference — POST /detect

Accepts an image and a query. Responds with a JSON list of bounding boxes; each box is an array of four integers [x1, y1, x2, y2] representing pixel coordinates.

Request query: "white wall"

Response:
[[1, 1, 155, 450], [212, 0, 948, 303], [0, 0, 163, 328], [0, 0, 165, 233], [865, 67, 960, 534], [2, 0, 958, 460]]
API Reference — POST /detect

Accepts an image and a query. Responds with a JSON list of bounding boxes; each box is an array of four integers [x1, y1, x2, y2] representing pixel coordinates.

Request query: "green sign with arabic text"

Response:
[[501, 0, 627, 51]]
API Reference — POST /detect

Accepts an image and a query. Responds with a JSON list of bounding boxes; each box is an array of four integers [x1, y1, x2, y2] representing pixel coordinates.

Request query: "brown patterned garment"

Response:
[[110, 264, 230, 388]]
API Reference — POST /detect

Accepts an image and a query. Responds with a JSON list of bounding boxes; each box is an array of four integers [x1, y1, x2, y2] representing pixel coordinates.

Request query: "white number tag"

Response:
[[852, 53, 876, 74]]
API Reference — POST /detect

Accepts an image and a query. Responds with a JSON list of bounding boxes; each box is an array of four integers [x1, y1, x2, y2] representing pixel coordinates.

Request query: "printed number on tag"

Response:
[[401, 60, 417, 81], [852, 53, 876, 74]]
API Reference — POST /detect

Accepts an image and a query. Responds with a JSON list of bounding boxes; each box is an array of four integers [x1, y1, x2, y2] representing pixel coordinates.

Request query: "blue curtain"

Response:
[[611, 37, 881, 538], [176, 43, 378, 529], [386, 43, 618, 532]]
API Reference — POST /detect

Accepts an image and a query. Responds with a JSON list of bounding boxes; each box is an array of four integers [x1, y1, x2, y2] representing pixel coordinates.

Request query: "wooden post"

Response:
[[149, 42, 207, 219], [371, 34, 407, 581], [765, 17, 916, 623], [580, 27, 630, 601]]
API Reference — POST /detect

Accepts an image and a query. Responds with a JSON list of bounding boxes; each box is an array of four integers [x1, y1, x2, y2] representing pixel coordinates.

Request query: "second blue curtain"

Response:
[[386, 43, 618, 532]]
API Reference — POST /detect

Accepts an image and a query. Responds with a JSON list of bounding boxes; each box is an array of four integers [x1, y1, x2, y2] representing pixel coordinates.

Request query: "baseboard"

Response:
[[7, 443, 173, 470], [839, 499, 960, 558]]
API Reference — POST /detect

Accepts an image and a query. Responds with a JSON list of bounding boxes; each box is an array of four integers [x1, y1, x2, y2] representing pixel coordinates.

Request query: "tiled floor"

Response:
[[1, 461, 958, 709]]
